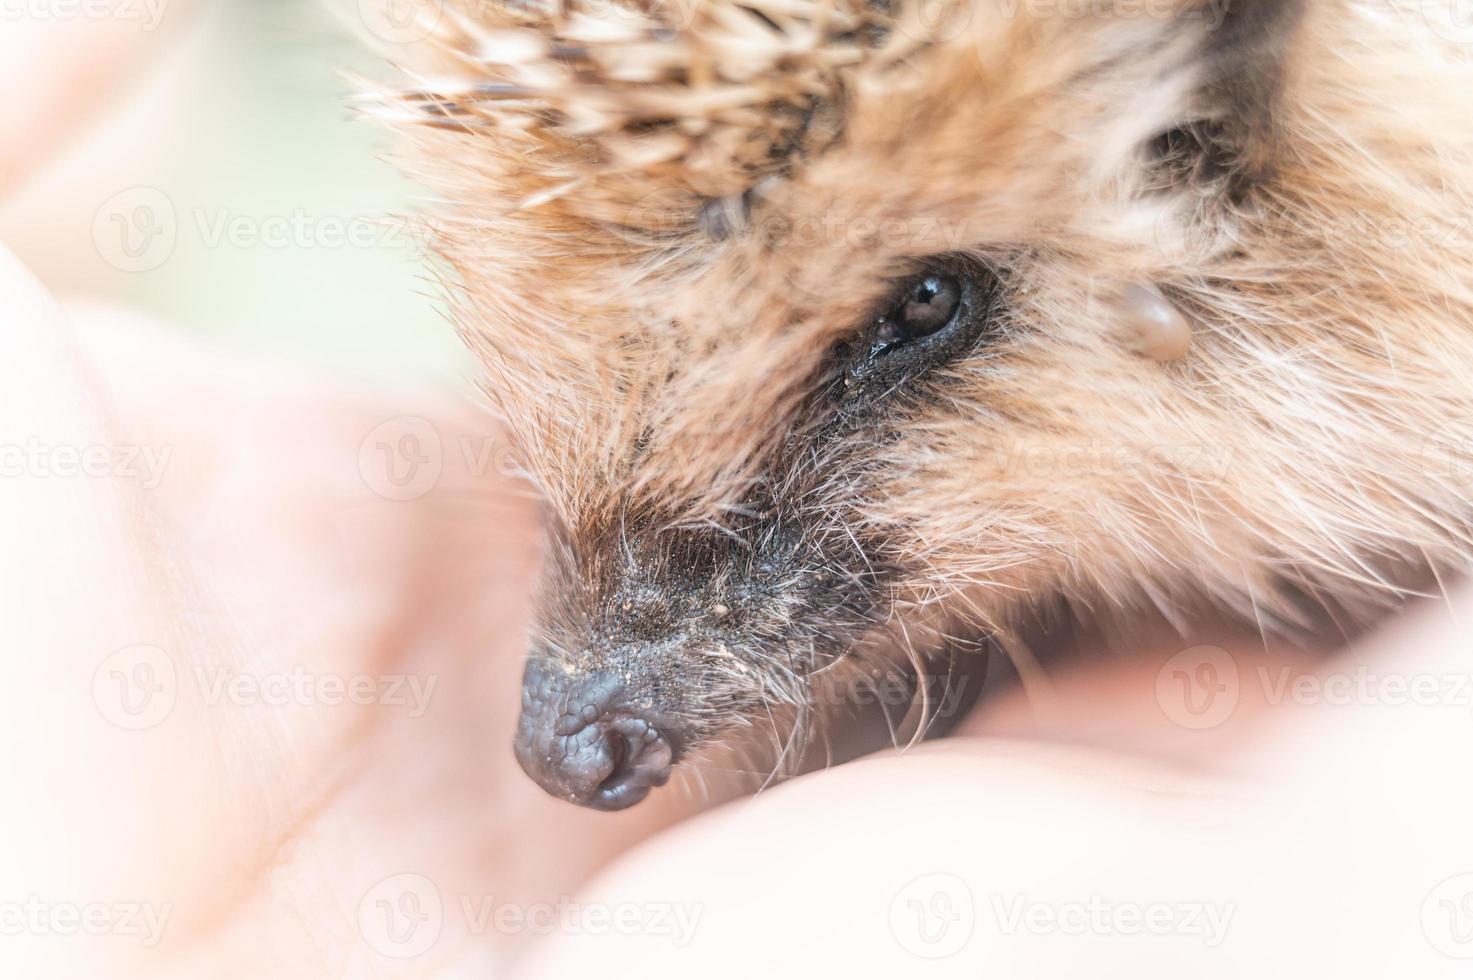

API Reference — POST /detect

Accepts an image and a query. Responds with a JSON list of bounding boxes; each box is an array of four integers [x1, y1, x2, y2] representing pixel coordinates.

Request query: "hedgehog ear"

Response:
[[1154, 0, 1308, 198]]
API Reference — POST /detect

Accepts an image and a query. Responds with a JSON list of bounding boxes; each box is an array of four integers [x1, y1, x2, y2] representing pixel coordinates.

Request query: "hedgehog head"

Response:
[[357, 0, 1473, 808]]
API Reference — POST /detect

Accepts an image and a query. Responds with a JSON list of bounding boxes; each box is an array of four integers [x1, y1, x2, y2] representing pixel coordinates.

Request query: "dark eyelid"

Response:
[[835, 258, 1000, 407]]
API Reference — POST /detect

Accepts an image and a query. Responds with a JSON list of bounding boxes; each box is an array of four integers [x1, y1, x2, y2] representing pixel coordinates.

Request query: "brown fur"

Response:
[[351, 0, 1473, 788]]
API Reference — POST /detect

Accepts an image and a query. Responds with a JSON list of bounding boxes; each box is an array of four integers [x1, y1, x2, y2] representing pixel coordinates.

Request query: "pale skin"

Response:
[[7, 18, 1473, 977], [0, 1, 183, 198]]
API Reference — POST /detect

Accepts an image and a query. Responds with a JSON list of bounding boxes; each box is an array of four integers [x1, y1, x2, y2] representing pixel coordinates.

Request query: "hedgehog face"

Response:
[[366, 0, 1473, 808]]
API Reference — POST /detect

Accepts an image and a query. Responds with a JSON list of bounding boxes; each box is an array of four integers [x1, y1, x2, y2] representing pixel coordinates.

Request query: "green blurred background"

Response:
[[0, 0, 471, 384]]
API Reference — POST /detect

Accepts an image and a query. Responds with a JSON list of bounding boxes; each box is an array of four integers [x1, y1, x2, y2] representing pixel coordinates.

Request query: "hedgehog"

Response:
[[349, 0, 1473, 809]]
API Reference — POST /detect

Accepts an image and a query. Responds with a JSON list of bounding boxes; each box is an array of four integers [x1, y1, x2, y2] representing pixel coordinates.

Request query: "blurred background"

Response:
[[0, 0, 471, 384]]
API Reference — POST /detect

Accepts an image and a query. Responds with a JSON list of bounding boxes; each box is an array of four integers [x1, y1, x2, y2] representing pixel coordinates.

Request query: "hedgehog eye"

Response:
[[838, 260, 1001, 402], [872, 274, 962, 352]]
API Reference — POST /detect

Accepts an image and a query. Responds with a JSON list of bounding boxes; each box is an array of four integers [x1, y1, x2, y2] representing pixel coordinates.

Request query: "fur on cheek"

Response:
[[869, 2, 1473, 636]]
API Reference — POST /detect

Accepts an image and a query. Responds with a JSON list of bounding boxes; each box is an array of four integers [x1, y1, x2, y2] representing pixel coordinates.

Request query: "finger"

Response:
[[0, 0, 189, 196], [512, 591, 1473, 978]]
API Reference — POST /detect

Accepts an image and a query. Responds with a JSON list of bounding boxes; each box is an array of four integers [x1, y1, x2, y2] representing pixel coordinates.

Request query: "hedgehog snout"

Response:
[[513, 658, 680, 811]]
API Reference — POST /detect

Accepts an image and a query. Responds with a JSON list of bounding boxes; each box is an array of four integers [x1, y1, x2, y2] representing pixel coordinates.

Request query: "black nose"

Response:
[[513, 660, 677, 811]]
